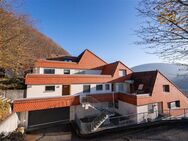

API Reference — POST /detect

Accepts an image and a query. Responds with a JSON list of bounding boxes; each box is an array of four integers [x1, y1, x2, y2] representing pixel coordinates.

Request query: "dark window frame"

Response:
[[168, 100, 180, 109], [83, 85, 90, 93], [45, 86, 55, 92], [44, 68, 55, 74], [163, 85, 170, 92], [105, 84, 110, 90], [96, 84, 103, 91], [64, 69, 70, 74]]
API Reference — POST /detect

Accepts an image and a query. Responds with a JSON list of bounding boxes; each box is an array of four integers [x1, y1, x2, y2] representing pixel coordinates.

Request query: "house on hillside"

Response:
[[13, 49, 188, 134]]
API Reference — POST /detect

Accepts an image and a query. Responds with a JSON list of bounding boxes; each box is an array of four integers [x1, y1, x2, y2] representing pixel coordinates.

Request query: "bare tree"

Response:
[[136, 0, 188, 63]]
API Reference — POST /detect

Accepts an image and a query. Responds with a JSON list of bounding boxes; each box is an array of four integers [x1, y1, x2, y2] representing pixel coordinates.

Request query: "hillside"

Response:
[[0, 7, 69, 89], [0, 8, 69, 75]]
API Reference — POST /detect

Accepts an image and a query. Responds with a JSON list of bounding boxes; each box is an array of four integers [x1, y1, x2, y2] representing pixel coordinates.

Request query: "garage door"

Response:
[[28, 107, 70, 128]]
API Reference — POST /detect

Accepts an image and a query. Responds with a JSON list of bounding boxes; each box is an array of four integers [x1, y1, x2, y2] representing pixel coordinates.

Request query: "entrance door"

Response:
[[62, 85, 70, 95]]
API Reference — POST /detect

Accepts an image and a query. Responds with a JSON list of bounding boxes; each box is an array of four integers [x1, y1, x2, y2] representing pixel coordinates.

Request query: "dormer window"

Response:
[[119, 70, 127, 77]]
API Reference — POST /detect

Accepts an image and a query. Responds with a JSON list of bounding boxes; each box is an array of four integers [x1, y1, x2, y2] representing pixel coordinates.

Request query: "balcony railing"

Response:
[[75, 108, 188, 134]]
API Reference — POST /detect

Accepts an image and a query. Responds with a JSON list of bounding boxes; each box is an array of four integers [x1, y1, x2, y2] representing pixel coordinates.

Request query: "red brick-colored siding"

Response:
[[134, 72, 188, 116], [118, 93, 137, 105]]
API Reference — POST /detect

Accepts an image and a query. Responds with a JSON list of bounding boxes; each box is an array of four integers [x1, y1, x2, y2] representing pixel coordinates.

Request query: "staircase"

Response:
[[80, 96, 113, 132], [91, 111, 109, 131]]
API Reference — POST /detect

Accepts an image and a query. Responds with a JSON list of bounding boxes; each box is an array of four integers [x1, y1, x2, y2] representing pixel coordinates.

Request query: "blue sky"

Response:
[[17, 0, 162, 67]]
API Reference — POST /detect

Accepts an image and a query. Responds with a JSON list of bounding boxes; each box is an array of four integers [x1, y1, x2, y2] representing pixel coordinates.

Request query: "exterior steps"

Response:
[[91, 112, 109, 132]]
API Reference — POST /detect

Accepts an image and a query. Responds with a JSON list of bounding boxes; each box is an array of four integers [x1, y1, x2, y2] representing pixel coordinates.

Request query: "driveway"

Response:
[[25, 121, 188, 141]]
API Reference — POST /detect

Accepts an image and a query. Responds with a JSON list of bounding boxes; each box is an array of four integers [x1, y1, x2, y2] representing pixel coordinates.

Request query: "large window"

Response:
[[96, 84, 103, 91], [163, 85, 170, 92], [105, 84, 110, 90], [45, 86, 55, 92], [44, 68, 55, 74], [168, 101, 180, 109], [83, 85, 90, 93], [64, 69, 70, 74]]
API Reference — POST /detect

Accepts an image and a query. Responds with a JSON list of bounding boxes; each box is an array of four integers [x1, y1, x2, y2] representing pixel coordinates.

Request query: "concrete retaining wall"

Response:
[[0, 89, 26, 100], [0, 113, 19, 134]]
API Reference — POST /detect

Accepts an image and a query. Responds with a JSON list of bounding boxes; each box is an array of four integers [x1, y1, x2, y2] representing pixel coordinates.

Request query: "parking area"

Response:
[[25, 121, 188, 141]]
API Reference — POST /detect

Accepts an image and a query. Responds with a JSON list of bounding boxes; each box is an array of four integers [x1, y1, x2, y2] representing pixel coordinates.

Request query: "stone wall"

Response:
[[0, 89, 26, 100]]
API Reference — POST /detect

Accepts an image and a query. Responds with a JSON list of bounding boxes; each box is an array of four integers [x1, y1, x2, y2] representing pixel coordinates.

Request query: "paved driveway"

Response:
[[25, 121, 188, 141]]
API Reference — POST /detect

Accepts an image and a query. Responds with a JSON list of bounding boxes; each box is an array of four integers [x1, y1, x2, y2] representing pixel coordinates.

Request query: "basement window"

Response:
[[163, 85, 170, 92], [168, 101, 180, 109], [44, 68, 55, 74], [96, 84, 103, 91], [83, 85, 90, 93], [45, 86, 55, 92]]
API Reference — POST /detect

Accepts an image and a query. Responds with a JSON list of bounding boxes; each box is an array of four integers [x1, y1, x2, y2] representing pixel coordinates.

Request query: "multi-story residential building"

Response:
[[13, 49, 188, 134]]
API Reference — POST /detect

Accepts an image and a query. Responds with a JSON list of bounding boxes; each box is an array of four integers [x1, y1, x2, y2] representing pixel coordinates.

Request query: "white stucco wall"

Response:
[[70, 83, 112, 96], [137, 103, 158, 123], [36, 67, 102, 75], [74, 102, 109, 119], [117, 100, 137, 115], [116, 100, 159, 124], [27, 85, 62, 98], [0, 113, 19, 134], [27, 83, 112, 98]]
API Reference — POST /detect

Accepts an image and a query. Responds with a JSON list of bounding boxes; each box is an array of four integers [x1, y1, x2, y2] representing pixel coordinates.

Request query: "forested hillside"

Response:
[[0, 1, 69, 77]]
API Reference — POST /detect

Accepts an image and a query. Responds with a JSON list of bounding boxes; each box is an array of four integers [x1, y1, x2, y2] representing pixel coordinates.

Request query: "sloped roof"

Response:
[[35, 49, 107, 69], [102, 61, 133, 76], [102, 61, 119, 76], [130, 71, 158, 94], [25, 74, 113, 85]]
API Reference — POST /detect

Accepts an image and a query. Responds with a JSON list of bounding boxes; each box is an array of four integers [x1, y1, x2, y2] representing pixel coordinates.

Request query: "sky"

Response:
[[16, 0, 163, 67]]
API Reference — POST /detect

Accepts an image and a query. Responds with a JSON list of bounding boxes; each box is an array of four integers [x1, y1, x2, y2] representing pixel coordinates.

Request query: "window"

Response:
[[45, 86, 55, 91], [118, 83, 124, 92], [83, 85, 90, 93], [168, 101, 180, 109], [115, 100, 119, 109], [96, 84, 103, 91], [105, 84, 110, 90], [44, 68, 55, 74], [64, 69, 70, 74], [148, 104, 154, 113], [163, 85, 170, 92], [119, 70, 127, 77]]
